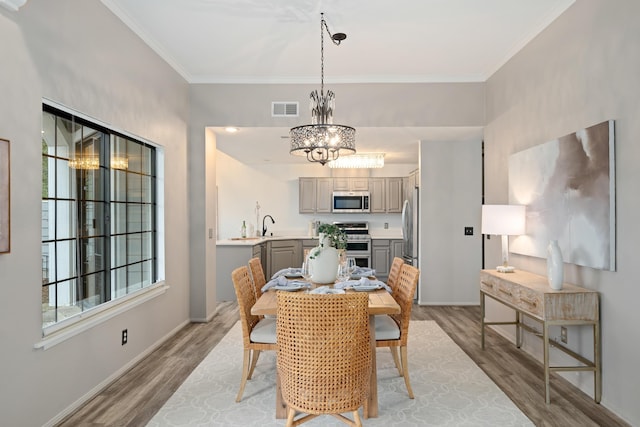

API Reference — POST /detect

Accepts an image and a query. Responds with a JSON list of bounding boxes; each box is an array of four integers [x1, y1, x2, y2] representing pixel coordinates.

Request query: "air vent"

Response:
[[272, 102, 299, 117]]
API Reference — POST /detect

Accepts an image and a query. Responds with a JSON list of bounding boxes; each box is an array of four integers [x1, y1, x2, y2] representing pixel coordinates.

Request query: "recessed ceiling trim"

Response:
[[0, 0, 28, 11], [189, 74, 488, 85]]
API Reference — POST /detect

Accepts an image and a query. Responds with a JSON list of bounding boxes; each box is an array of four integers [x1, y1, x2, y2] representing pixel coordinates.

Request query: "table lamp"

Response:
[[481, 204, 526, 273]]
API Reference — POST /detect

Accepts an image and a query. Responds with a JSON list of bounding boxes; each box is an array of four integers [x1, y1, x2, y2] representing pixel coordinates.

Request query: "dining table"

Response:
[[251, 283, 401, 419]]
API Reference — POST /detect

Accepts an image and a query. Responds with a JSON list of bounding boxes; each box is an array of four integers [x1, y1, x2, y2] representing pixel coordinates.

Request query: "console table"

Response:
[[480, 269, 601, 404]]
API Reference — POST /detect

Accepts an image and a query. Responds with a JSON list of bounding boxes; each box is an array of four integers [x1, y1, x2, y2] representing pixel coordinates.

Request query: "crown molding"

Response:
[[0, 0, 27, 12]]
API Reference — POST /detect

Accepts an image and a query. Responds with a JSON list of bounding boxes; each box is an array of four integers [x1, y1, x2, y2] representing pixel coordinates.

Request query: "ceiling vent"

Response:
[[272, 102, 298, 117]]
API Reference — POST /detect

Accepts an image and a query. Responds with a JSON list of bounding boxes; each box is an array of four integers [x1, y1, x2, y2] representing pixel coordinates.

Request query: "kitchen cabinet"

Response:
[[299, 177, 332, 214], [333, 177, 369, 191], [252, 242, 266, 276], [403, 169, 419, 203], [266, 239, 302, 278], [299, 177, 316, 213], [371, 239, 391, 281], [391, 239, 403, 261], [316, 178, 333, 213], [369, 178, 386, 213], [370, 177, 403, 213], [386, 177, 403, 213]]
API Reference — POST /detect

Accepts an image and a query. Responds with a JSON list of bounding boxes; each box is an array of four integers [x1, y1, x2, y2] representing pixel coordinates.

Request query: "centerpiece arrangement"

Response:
[[307, 223, 347, 284]]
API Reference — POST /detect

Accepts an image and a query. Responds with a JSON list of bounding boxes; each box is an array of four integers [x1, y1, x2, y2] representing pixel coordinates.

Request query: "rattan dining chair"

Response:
[[248, 257, 267, 300], [276, 292, 371, 427], [375, 263, 420, 399], [231, 265, 277, 402], [386, 256, 405, 292]]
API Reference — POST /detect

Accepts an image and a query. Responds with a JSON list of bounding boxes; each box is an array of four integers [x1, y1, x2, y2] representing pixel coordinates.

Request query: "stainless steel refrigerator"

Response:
[[401, 186, 419, 268], [402, 186, 419, 300]]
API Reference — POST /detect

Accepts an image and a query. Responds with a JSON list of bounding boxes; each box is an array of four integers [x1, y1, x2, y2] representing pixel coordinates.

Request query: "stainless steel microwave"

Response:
[[332, 191, 370, 213]]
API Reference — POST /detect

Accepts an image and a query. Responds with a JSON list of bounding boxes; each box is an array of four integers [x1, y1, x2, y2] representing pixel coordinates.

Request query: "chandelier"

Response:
[[290, 13, 356, 165]]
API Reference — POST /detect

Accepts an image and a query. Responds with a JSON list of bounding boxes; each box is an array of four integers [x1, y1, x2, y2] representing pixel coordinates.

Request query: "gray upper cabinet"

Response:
[[299, 177, 333, 213], [370, 177, 403, 213], [369, 178, 386, 213], [300, 176, 404, 214], [333, 177, 369, 191], [299, 177, 317, 213], [316, 178, 333, 213], [386, 177, 403, 213]]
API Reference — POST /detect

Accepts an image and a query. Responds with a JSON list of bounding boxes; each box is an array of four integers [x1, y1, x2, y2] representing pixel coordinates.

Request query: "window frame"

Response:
[[38, 100, 166, 346]]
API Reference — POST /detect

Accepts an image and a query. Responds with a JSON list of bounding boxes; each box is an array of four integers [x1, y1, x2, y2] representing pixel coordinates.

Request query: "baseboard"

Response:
[[43, 318, 191, 427], [416, 301, 479, 306]]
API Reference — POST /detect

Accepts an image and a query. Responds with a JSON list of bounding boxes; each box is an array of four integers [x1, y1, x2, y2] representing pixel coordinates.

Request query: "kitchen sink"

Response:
[[229, 237, 262, 241]]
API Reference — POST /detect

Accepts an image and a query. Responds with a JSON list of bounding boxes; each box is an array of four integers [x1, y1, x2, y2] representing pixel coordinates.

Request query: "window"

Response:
[[41, 104, 157, 330]]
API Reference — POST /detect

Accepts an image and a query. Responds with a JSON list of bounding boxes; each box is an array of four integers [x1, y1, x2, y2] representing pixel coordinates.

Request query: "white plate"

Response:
[[273, 284, 306, 291]]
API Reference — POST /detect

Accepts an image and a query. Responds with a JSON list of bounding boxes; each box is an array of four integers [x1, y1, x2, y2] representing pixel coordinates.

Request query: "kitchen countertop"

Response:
[[216, 235, 318, 246], [217, 231, 402, 245]]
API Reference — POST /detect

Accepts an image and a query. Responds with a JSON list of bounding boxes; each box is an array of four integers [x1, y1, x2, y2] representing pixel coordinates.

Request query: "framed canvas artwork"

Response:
[[508, 120, 615, 271], [0, 138, 9, 253]]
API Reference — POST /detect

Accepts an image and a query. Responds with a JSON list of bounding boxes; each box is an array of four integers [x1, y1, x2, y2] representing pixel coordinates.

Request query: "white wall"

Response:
[[484, 0, 640, 423], [0, 1, 190, 425]]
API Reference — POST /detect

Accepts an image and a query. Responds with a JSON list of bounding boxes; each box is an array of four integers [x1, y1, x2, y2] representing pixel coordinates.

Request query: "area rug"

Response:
[[147, 321, 533, 427]]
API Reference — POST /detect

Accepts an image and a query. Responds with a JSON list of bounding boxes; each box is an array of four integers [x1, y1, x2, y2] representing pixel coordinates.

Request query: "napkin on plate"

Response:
[[262, 275, 309, 292], [271, 267, 303, 279], [351, 267, 376, 277], [333, 277, 391, 292]]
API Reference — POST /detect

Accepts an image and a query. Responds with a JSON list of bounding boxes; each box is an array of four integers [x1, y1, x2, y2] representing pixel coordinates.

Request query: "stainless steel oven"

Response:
[[334, 222, 371, 268]]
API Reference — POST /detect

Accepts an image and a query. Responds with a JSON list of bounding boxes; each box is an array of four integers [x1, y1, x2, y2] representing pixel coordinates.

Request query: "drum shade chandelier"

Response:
[[290, 13, 356, 165]]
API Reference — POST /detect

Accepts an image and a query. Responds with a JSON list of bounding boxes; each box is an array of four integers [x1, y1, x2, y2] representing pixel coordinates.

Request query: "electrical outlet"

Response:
[[560, 327, 567, 344], [464, 226, 473, 236], [122, 329, 128, 345], [384, 222, 389, 229]]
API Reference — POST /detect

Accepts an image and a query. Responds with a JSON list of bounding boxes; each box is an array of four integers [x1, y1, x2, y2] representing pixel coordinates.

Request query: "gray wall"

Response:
[[0, 1, 190, 425], [2, 0, 637, 425], [485, 0, 640, 424]]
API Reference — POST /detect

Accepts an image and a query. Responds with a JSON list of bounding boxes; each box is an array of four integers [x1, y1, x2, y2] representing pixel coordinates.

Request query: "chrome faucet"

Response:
[[262, 215, 275, 236]]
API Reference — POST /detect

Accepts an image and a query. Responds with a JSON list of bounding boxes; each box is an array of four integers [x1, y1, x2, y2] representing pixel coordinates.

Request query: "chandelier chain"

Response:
[[289, 13, 355, 166]]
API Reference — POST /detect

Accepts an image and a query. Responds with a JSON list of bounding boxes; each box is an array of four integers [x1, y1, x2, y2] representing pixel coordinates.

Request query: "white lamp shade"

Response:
[[481, 205, 526, 236]]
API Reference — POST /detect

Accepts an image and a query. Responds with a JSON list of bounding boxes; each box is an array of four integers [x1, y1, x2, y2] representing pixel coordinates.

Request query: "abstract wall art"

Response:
[[508, 120, 615, 271]]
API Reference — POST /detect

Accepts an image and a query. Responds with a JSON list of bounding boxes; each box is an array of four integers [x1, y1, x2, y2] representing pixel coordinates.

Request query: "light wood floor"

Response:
[[57, 303, 629, 427]]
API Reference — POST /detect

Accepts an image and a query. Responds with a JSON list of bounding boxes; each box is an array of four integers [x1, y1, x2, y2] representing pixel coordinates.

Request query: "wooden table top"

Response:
[[251, 288, 401, 316]]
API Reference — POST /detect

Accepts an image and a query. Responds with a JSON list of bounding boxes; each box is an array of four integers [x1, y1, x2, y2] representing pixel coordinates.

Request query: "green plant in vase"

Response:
[[309, 223, 347, 259]]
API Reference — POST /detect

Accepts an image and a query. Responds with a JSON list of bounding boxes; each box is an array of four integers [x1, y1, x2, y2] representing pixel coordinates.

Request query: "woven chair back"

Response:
[[276, 292, 371, 415], [248, 257, 267, 299], [387, 257, 405, 291], [231, 266, 260, 346], [390, 264, 420, 345]]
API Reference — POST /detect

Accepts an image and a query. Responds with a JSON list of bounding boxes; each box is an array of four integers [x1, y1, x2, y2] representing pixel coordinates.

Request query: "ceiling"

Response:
[[101, 0, 575, 165]]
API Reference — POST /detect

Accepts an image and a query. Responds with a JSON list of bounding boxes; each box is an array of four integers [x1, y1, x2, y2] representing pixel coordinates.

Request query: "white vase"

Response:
[[547, 240, 564, 290], [309, 233, 339, 284]]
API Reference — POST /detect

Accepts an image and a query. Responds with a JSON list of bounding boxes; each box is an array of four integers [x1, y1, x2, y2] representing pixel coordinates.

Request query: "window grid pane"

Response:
[[42, 106, 157, 329]]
